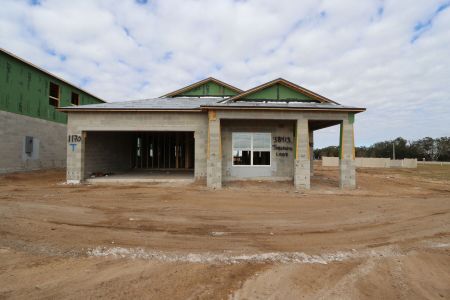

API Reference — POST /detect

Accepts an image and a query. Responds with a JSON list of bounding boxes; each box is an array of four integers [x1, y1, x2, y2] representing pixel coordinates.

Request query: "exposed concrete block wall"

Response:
[[206, 111, 222, 188], [66, 112, 208, 183], [389, 160, 402, 168], [214, 110, 350, 189], [401, 158, 417, 168], [221, 119, 295, 181], [0, 110, 66, 173], [417, 161, 450, 165], [339, 119, 356, 189], [322, 156, 339, 167], [294, 118, 311, 189], [84, 132, 133, 177], [323, 157, 417, 169], [391, 159, 417, 168], [66, 109, 356, 189], [356, 157, 390, 168], [309, 130, 314, 176], [215, 110, 350, 122]]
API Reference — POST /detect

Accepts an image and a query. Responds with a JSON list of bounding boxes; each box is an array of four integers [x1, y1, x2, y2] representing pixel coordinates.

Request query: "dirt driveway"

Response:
[[0, 165, 449, 299]]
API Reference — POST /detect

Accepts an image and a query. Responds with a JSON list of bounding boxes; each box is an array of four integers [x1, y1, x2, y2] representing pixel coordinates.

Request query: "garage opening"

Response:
[[84, 131, 194, 182], [132, 132, 194, 170]]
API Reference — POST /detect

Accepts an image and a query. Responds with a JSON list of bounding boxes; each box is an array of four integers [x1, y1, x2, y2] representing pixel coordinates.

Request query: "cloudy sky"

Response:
[[1, 0, 449, 147]]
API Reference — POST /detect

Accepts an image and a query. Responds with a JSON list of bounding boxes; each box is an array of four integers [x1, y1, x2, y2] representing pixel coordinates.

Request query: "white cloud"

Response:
[[1, 0, 449, 147]]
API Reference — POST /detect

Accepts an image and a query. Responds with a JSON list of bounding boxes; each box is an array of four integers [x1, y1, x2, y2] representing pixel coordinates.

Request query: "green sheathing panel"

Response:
[[279, 84, 312, 100], [244, 85, 277, 100], [240, 83, 317, 102], [175, 81, 239, 97], [0, 51, 103, 124]]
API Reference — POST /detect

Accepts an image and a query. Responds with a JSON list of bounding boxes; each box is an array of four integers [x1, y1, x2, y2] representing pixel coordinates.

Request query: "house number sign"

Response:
[[272, 136, 293, 157], [68, 134, 82, 152]]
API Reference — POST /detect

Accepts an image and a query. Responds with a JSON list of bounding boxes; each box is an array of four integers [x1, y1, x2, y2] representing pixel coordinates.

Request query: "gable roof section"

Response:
[[160, 77, 243, 98], [223, 78, 339, 104]]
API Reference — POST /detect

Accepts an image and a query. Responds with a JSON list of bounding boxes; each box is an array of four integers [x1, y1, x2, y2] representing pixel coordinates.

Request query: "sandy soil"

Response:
[[0, 164, 449, 299]]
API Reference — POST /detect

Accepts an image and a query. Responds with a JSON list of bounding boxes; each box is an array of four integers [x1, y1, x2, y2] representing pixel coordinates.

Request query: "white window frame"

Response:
[[232, 132, 272, 167]]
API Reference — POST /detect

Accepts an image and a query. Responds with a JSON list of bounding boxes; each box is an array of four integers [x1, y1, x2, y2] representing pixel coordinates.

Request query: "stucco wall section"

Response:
[[0, 110, 66, 173]]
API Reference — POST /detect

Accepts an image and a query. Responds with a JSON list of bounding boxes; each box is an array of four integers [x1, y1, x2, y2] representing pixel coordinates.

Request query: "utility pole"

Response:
[[392, 142, 396, 160]]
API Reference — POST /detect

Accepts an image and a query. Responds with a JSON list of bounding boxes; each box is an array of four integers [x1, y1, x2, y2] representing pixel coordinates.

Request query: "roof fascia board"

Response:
[[200, 106, 365, 113], [57, 108, 203, 113], [58, 107, 366, 113]]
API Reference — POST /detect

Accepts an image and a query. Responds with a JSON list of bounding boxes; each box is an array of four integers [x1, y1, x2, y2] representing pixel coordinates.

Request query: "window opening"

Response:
[[49, 82, 60, 107], [232, 132, 271, 166], [71, 92, 80, 105]]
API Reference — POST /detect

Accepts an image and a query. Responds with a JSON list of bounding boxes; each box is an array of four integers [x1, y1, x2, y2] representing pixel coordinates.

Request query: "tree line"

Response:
[[314, 137, 450, 161]]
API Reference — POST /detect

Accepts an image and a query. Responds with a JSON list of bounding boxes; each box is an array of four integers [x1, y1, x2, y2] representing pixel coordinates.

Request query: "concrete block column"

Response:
[[193, 130, 206, 179], [339, 115, 356, 189], [206, 111, 222, 188], [294, 118, 310, 189], [309, 129, 314, 176], [66, 130, 85, 183]]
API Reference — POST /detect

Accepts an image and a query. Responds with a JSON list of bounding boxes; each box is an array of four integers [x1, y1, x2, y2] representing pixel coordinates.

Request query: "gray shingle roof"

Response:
[[59, 97, 365, 112], [60, 97, 222, 110]]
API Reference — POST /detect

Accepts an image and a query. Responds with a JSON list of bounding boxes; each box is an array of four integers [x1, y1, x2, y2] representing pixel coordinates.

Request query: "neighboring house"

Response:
[[0, 48, 105, 173], [60, 77, 365, 189]]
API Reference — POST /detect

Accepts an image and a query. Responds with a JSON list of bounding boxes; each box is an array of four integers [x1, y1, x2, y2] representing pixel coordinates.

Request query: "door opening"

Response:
[[132, 132, 194, 170]]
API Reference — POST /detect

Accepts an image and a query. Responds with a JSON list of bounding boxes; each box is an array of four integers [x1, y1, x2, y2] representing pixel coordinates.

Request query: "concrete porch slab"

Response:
[[85, 170, 195, 184]]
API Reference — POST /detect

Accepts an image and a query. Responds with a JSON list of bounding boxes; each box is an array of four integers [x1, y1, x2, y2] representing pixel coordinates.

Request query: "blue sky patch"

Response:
[[437, 2, 450, 12], [123, 26, 131, 37], [266, 10, 327, 55], [411, 1, 450, 43], [45, 48, 56, 56], [163, 51, 173, 61], [377, 6, 384, 17], [80, 77, 91, 87], [28, 0, 41, 6]]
